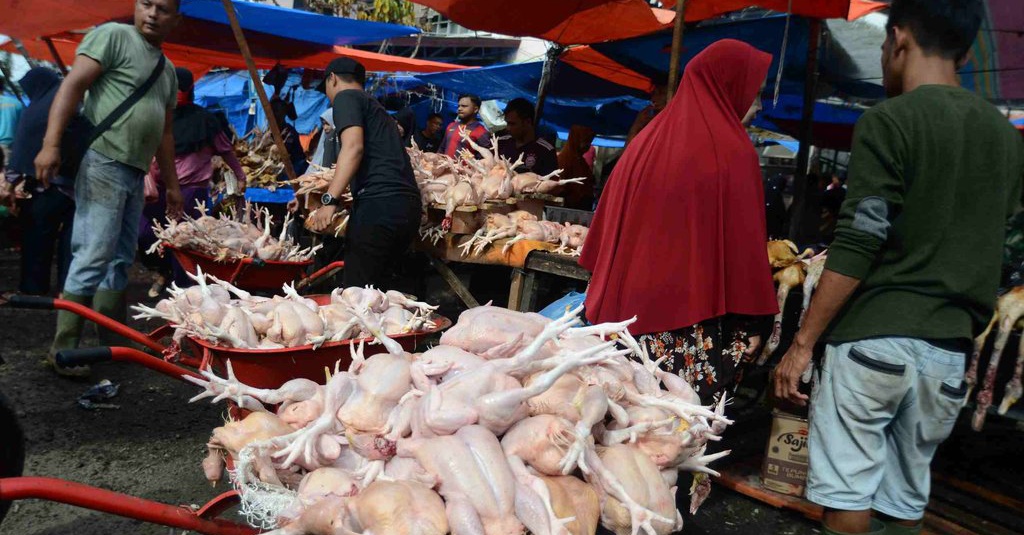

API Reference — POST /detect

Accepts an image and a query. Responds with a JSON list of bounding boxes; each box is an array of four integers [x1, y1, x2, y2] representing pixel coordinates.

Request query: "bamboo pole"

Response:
[[220, 0, 297, 182], [787, 19, 822, 243], [666, 0, 688, 100], [43, 38, 69, 74], [534, 44, 564, 124]]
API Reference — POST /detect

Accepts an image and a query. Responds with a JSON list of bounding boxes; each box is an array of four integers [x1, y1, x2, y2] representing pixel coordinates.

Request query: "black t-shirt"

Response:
[[496, 135, 558, 176], [332, 89, 419, 201], [413, 130, 441, 153]]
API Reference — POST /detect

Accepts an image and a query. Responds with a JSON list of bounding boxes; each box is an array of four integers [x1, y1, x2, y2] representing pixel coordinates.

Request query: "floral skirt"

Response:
[[637, 316, 754, 404]]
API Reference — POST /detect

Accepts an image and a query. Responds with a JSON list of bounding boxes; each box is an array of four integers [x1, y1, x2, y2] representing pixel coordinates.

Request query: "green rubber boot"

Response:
[[92, 290, 129, 347], [881, 520, 923, 535], [823, 519, 886, 535], [48, 293, 93, 378]]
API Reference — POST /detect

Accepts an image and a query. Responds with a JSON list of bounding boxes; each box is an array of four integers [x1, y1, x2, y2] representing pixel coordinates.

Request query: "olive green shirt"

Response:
[[826, 85, 1024, 344], [77, 23, 177, 171]]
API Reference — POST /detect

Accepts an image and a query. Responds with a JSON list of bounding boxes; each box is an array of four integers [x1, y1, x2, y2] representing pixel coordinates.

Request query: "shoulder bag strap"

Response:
[[86, 54, 167, 148]]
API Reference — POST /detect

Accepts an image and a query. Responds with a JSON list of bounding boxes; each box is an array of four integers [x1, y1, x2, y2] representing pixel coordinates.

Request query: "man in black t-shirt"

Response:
[[308, 58, 422, 289], [413, 112, 443, 153], [496, 98, 557, 175]]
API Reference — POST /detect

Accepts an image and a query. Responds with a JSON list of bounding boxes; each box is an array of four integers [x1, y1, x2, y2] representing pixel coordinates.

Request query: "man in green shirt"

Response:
[[774, 1, 1024, 534], [35, 0, 183, 376]]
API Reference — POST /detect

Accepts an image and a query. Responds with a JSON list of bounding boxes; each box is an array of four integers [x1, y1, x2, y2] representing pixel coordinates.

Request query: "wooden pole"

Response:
[[534, 44, 564, 124], [666, 0, 688, 100], [0, 59, 26, 103], [220, 0, 298, 182], [43, 38, 69, 75], [787, 18, 822, 243], [11, 38, 39, 68]]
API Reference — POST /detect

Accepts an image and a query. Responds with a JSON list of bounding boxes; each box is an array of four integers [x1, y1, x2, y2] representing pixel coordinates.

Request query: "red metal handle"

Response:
[[296, 260, 345, 291], [109, 347, 204, 382], [48, 299, 167, 355], [0, 477, 257, 535]]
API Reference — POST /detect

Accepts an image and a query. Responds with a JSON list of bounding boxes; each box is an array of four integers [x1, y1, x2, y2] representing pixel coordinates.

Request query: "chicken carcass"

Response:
[[397, 425, 524, 535], [757, 262, 806, 365], [967, 285, 1024, 429], [440, 306, 551, 360]]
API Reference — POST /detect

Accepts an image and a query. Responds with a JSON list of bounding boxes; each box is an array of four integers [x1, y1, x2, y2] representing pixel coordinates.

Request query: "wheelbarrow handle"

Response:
[[56, 347, 112, 367], [57, 347, 203, 382], [5, 295, 56, 310]]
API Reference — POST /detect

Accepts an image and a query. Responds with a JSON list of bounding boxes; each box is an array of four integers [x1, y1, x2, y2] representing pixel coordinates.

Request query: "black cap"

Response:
[[175, 67, 194, 93], [317, 57, 366, 92]]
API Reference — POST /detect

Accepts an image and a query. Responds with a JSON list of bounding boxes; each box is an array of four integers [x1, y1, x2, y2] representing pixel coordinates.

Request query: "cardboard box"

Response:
[[761, 409, 809, 497]]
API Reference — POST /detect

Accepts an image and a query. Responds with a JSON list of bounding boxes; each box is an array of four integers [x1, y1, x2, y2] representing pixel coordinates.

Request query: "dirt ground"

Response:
[[0, 249, 1020, 535]]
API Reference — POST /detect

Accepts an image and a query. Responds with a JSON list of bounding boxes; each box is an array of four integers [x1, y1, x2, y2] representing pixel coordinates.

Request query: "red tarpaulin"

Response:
[[3, 30, 461, 77], [0, 0, 131, 40], [413, 0, 887, 45], [560, 47, 652, 92]]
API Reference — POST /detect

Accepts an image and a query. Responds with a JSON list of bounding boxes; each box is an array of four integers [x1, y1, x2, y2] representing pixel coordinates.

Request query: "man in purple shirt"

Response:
[[496, 98, 557, 176]]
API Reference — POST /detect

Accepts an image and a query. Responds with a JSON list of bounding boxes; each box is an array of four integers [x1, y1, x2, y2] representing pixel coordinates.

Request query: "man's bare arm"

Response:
[[156, 109, 183, 218]]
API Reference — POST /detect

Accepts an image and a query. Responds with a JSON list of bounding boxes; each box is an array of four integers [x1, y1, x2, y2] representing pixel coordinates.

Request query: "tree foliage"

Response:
[[305, 0, 417, 26]]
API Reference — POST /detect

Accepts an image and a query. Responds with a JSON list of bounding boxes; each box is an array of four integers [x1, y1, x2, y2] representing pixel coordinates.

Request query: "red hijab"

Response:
[[580, 39, 778, 334]]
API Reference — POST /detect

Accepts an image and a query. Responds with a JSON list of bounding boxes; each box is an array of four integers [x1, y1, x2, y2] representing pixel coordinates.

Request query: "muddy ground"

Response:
[[0, 249, 1020, 535]]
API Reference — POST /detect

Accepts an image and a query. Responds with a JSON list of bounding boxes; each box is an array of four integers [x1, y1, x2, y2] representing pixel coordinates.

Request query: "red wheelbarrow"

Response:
[[0, 477, 257, 535], [2, 294, 452, 390], [163, 243, 344, 293]]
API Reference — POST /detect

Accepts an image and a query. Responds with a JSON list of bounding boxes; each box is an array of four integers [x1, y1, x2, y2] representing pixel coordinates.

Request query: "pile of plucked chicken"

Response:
[[237, 129, 287, 190], [149, 202, 320, 263], [133, 272, 436, 351], [187, 302, 733, 535]]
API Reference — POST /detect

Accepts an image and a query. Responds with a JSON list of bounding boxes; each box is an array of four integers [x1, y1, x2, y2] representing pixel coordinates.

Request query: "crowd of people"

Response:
[[0, 1, 1021, 535]]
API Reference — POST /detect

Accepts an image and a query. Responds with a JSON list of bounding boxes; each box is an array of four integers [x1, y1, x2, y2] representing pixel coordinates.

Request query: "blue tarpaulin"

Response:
[[180, 0, 419, 47], [416, 61, 648, 107], [194, 71, 329, 136]]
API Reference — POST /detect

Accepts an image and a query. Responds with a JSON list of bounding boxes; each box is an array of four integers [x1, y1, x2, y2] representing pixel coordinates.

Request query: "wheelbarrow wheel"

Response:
[[0, 390, 26, 526]]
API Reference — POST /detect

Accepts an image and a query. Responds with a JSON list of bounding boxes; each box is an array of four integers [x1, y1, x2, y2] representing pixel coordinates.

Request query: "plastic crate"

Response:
[[544, 206, 594, 226]]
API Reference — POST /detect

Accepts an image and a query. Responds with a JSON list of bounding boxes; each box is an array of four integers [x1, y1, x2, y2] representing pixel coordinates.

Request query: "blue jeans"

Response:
[[63, 150, 145, 295], [806, 337, 967, 520]]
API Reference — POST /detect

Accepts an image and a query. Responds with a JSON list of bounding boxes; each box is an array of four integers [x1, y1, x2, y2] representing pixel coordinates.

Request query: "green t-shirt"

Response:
[[826, 85, 1024, 344], [77, 23, 177, 171]]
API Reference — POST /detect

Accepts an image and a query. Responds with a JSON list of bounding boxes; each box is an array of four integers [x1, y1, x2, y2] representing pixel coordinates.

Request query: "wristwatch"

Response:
[[321, 193, 339, 206]]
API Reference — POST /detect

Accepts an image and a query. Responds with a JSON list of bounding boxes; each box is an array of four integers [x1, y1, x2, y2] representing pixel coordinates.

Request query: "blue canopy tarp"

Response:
[[754, 94, 865, 150], [179, 0, 419, 47], [416, 61, 648, 108], [194, 71, 329, 136]]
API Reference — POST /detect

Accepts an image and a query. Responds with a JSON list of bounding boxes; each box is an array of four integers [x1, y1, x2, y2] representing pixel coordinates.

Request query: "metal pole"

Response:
[[220, 0, 298, 182], [534, 44, 564, 124], [787, 18, 822, 243], [667, 0, 688, 100], [43, 38, 69, 75], [11, 38, 39, 68]]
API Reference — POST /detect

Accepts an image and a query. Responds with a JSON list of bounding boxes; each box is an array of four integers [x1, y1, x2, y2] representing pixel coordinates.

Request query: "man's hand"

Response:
[[165, 186, 184, 220], [308, 205, 337, 233], [773, 340, 813, 406], [34, 146, 61, 188]]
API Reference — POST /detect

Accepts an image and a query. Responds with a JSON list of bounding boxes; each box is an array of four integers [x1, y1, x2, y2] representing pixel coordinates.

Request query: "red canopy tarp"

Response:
[[0, 0, 131, 40], [413, 0, 887, 45], [4, 28, 461, 77]]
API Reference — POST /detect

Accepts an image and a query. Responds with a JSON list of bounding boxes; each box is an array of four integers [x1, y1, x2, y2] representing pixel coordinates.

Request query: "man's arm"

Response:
[[156, 109, 183, 218], [310, 126, 363, 232], [773, 270, 861, 404], [213, 131, 247, 191], [773, 109, 905, 405], [35, 55, 104, 187]]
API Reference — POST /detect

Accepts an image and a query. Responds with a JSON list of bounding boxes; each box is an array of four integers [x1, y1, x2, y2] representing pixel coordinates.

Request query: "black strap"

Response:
[[87, 54, 167, 148]]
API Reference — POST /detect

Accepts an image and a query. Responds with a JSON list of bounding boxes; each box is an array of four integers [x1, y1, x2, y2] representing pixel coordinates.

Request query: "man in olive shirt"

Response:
[[774, 1, 1024, 534], [35, 0, 183, 376]]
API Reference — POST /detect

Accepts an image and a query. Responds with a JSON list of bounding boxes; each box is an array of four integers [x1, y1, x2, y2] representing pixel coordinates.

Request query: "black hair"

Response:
[[427, 112, 443, 122], [335, 71, 366, 87], [503, 98, 535, 124], [458, 94, 482, 108], [886, 0, 983, 62]]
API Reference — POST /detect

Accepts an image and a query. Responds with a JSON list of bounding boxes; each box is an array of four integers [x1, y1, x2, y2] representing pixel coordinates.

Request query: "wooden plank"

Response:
[[926, 499, 1018, 535], [425, 254, 479, 308], [525, 252, 591, 281], [508, 269, 525, 312], [931, 472, 1024, 514], [521, 269, 539, 312]]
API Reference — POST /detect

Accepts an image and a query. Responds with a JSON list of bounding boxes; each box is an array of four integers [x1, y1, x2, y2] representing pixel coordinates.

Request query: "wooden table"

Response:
[[508, 251, 591, 312], [416, 235, 589, 311]]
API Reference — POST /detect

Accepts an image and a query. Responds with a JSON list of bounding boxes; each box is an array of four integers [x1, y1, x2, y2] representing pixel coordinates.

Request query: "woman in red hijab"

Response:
[[579, 39, 778, 402]]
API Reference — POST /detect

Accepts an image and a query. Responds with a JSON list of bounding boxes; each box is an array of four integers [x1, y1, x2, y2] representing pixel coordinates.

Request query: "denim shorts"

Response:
[[806, 337, 967, 520]]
